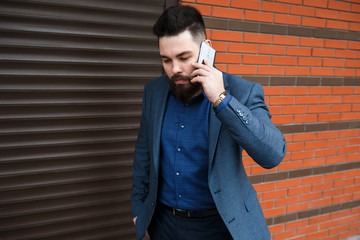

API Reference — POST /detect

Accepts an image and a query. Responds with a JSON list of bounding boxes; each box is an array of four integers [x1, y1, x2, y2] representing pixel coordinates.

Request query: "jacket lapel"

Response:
[[152, 77, 170, 176]]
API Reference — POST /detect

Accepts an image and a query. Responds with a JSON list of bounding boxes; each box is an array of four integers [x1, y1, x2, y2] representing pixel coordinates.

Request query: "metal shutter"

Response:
[[0, 0, 164, 239]]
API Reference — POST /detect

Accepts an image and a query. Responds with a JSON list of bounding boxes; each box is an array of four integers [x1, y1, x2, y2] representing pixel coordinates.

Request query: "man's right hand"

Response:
[[132, 217, 150, 238]]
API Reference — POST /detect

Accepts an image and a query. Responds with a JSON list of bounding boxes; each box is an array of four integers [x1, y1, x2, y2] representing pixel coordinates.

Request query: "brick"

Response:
[[275, 14, 301, 25], [318, 113, 341, 122], [283, 86, 308, 95], [302, 17, 326, 28], [340, 129, 359, 138], [341, 112, 360, 121], [259, 45, 286, 55], [298, 57, 322, 66], [263, 207, 287, 218], [272, 56, 297, 66], [277, 160, 302, 171], [339, 11, 360, 22], [277, 178, 301, 189], [303, 0, 327, 8], [228, 65, 256, 75], [263, 86, 283, 95], [211, 30, 243, 42], [348, 41, 360, 50], [289, 5, 315, 17], [291, 149, 315, 159], [293, 132, 316, 142], [352, 3, 360, 13], [276, 196, 299, 208], [212, 7, 243, 19], [320, 96, 342, 104], [262, 2, 289, 14], [212, 41, 227, 52], [316, 8, 339, 20], [350, 22, 360, 32], [346, 60, 360, 68], [263, 189, 287, 200], [254, 182, 276, 192], [327, 20, 349, 30], [324, 39, 347, 49], [300, 37, 324, 47], [231, 0, 261, 10], [244, 32, 272, 44], [258, 66, 284, 75], [245, 10, 274, 23], [286, 219, 308, 231], [300, 192, 323, 202], [285, 67, 310, 76], [298, 225, 319, 235], [242, 55, 271, 65], [316, 148, 337, 157], [197, 0, 229, 6], [310, 68, 334, 76], [229, 43, 258, 53], [295, 96, 319, 104], [312, 182, 333, 192], [328, 0, 351, 11], [269, 96, 295, 105], [336, 50, 357, 59], [288, 185, 311, 196], [323, 59, 345, 67], [312, 48, 336, 57], [216, 53, 241, 64], [273, 35, 299, 46], [334, 68, 355, 77], [277, 0, 302, 4], [311, 198, 332, 208], [330, 104, 352, 112], [308, 105, 330, 113], [287, 47, 312, 56], [287, 202, 310, 213], [304, 140, 327, 150], [343, 95, 360, 103]]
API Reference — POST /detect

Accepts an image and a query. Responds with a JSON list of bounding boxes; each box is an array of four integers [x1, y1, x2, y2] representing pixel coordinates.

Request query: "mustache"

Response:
[[170, 74, 192, 82]]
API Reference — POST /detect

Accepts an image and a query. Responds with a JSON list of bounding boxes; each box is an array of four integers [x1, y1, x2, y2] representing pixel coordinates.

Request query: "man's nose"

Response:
[[172, 61, 182, 74]]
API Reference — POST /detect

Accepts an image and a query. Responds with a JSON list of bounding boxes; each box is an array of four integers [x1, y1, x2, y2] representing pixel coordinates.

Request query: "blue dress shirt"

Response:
[[158, 92, 232, 211]]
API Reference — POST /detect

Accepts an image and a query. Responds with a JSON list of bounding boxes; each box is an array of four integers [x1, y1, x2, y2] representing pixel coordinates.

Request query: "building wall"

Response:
[[180, 0, 360, 239]]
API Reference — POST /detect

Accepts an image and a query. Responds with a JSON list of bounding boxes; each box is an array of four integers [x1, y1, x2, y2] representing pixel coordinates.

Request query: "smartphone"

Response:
[[197, 41, 216, 66]]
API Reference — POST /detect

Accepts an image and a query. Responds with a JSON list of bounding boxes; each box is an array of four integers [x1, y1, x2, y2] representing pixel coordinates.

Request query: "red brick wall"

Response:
[[180, 0, 360, 239]]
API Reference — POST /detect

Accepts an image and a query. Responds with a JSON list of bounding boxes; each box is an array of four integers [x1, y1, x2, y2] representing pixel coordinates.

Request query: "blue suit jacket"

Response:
[[131, 72, 287, 240]]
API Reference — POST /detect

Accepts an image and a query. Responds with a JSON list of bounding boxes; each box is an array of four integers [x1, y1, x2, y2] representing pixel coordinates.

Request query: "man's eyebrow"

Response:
[[160, 51, 192, 59]]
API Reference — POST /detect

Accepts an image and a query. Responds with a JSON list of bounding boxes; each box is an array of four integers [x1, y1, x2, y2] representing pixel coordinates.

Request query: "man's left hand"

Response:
[[191, 59, 225, 103]]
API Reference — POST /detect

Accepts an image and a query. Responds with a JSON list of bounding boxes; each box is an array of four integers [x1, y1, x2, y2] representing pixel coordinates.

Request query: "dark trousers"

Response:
[[148, 203, 233, 240]]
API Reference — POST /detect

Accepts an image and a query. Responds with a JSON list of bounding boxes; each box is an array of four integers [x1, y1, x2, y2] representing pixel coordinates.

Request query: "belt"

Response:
[[159, 202, 218, 218]]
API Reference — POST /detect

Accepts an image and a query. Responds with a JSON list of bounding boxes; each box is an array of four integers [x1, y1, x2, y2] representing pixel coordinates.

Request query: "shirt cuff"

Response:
[[214, 93, 232, 113]]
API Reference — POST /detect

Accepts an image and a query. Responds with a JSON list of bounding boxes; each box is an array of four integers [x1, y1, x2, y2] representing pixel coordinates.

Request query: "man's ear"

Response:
[[204, 39, 212, 47]]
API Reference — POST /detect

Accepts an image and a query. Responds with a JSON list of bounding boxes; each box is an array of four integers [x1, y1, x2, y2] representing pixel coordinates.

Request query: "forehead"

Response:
[[159, 30, 199, 57]]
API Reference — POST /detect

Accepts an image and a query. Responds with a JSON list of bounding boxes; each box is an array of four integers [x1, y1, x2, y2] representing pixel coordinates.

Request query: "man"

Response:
[[131, 5, 286, 240]]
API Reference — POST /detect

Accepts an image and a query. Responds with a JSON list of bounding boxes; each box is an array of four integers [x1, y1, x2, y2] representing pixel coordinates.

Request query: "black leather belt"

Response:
[[159, 202, 218, 218]]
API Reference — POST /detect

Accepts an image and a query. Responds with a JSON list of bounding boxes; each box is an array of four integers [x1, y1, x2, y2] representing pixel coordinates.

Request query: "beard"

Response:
[[169, 74, 203, 103]]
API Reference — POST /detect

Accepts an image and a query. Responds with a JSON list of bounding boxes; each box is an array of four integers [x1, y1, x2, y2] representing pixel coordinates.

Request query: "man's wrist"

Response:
[[213, 91, 228, 109]]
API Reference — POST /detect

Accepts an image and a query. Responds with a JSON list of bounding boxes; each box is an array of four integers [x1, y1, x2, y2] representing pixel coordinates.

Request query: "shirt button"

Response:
[[178, 194, 182, 198], [180, 125, 185, 129], [176, 172, 180, 176], [177, 148, 181, 152]]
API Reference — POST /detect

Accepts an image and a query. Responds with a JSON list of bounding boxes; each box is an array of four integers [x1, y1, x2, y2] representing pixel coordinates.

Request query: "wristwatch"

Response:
[[213, 91, 228, 109]]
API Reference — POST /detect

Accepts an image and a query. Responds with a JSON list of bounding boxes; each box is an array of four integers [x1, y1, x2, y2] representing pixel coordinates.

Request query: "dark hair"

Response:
[[153, 5, 206, 41]]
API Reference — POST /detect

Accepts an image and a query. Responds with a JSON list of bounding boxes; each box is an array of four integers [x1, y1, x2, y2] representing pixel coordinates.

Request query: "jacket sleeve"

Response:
[[216, 82, 286, 169], [131, 88, 150, 218]]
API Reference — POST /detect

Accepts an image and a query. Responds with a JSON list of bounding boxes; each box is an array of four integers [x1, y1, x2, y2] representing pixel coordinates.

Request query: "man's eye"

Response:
[[180, 57, 189, 61], [163, 59, 170, 63]]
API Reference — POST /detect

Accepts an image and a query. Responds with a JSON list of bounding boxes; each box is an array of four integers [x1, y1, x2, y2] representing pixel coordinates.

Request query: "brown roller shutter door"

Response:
[[0, 0, 165, 239]]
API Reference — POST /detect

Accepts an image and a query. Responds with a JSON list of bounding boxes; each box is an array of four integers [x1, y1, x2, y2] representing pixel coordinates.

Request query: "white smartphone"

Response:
[[197, 41, 216, 66]]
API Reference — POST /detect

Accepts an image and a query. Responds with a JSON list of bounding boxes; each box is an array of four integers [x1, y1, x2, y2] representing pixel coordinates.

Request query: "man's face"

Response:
[[159, 30, 202, 102]]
